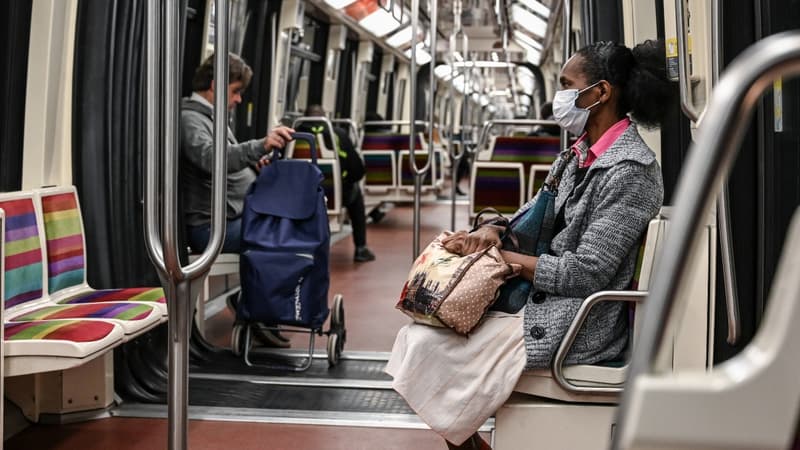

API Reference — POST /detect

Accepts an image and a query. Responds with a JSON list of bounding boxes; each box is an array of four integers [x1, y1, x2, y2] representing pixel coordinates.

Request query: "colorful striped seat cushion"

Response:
[[363, 153, 394, 186], [1, 198, 44, 308], [10, 302, 155, 323], [41, 192, 86, 293], [5, 319, 117, 342], [55, 287, 166, 304], [472, 166, 523, 215]]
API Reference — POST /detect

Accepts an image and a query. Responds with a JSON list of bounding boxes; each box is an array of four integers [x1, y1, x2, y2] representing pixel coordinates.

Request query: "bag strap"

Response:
[[542, 148, 576, 193], [471, 207, 510, 232]]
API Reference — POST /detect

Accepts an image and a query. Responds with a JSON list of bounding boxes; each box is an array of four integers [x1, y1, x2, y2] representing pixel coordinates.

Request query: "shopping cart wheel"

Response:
[[331, 294, 346, 344], [231, 323, 246, 357], [327, 332, 341, 367]]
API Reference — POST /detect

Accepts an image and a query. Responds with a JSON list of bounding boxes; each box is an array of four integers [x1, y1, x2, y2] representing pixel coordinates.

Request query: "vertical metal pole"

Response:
[[409, 0, 420, 258], [448, 2, 463, 231], [145, 1, 229, 449], [560, 0, 572, 153], [164, 1, 186, 448], [711, 0, 740, 345], [425, 0, 438, 241]]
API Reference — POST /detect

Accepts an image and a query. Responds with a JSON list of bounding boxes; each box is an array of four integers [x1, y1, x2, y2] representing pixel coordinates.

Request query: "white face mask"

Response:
[[552, 81, 601, 136]]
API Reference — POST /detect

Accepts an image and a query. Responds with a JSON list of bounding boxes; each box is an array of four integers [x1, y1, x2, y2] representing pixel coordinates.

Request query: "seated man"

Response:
[[181, 52, 294, 253], [180, 52, 294, 347], [298, 105, 376, 263]]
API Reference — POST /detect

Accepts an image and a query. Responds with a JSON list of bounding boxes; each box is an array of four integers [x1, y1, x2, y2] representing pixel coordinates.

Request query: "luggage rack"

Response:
[[231, 294, 346, 371]]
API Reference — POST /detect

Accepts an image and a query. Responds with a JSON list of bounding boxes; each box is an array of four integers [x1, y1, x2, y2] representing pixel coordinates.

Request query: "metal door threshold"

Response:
[[112, 403, 494, 432], [190, 372, 392, 389], [191, 352, 392, 383]]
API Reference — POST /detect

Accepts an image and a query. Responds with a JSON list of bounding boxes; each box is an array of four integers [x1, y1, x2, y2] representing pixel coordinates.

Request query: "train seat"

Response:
[[470, 136, 561, 221], [495, 210, 715, 449], [0, 190, 163, 340], [0, 207, 124, 378], [287, 139, 345, 233]]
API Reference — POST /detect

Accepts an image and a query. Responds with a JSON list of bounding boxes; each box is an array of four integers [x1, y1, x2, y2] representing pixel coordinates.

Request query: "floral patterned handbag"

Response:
[[396, 231, 522, 335]]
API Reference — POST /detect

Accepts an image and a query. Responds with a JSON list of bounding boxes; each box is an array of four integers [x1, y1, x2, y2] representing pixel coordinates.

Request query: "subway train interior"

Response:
[[1, 0, 799, 449]]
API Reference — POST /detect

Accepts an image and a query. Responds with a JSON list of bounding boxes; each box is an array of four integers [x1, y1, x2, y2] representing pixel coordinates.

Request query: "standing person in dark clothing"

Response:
[[299, 105, 376, 263]]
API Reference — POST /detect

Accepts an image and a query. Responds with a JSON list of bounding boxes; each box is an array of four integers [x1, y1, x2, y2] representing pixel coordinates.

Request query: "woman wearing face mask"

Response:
[[386, 40, 674, 450]]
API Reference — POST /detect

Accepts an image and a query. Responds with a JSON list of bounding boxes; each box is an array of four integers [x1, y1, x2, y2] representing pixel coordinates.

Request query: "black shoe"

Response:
[[369, 209, 385, 224], [455, 187, 468, 196], [252, 324, 291, 348], [354, 246, 376, 262]]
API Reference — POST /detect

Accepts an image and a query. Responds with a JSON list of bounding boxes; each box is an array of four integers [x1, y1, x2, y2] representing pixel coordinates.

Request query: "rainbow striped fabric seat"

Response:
[[8, 300, 160, 336], [56, 287, 166, 305], [0, 195, 124, 374], [491, 136, 560, 198], [4, 320, 124, 360], [0, 195, 45, 310], [37, 187, 167, 316], [472, 165, 524, 215]]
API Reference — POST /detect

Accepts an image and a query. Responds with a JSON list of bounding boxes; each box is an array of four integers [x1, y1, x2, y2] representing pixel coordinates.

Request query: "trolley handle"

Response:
[[266, 132, 318, 165]]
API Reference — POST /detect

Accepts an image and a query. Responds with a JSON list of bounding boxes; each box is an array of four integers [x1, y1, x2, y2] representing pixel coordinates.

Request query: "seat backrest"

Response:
[[361, 133, 422, 152], [0, 192, 46, 311], [36, 186, 88, 296], [492, 136, 560, 192]]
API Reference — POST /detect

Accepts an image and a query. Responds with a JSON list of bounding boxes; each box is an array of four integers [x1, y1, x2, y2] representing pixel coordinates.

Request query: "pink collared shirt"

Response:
[[571, 117, 631, 168]]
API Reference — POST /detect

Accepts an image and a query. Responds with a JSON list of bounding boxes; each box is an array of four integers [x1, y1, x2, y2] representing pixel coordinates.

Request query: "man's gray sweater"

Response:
[[180, 97, 266, 227], [522, 124, 664, 368]]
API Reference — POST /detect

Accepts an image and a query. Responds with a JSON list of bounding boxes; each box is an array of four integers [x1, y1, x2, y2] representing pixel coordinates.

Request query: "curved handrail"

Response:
[[551, 290, 646, 395], [613, 30, 800, 449], [331, 118, 361, 144], [675, 0, 701, 122], [477, 119, 559, 153], [292, 116, 338, 154]]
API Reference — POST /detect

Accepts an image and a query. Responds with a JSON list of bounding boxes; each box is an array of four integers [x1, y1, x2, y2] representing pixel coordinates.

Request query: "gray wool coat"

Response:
[[180, 96, 266, 227], [521, 124, 664, 369]]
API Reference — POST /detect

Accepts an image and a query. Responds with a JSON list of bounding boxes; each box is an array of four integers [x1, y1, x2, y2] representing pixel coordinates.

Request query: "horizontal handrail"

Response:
[[614, 30, 800, 449], [292, 116, 337, 153]]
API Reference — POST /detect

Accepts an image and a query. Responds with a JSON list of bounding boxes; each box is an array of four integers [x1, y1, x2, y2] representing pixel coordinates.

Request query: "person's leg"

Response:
[[344, 184, 375, 262], [345, 184, 367, 248], [221, 217, 242, 253], [187, 218, 241, 253], [187, 223, 212, 254], [446, 433, 491, 450]]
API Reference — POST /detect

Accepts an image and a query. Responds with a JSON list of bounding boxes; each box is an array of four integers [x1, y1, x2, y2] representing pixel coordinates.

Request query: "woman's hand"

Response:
[[264, 126, 295, 151], [442, 226, 503, 255]]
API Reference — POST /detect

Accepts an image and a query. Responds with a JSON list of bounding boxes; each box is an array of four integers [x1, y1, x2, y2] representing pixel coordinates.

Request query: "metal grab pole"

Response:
[[407, 0, 436, 259], [476, 119, 560, 152], [613, 31, 800, 449], [144, 1, 229, 449], [447, 0, 467, 231], [560, 0, 572, 154], [710, 0, 740, 345]]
